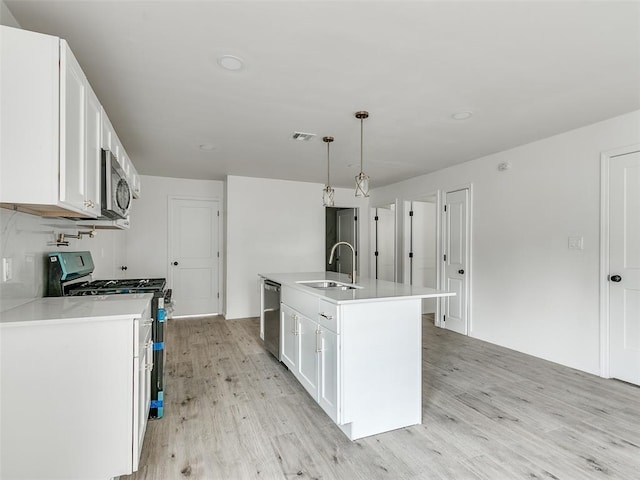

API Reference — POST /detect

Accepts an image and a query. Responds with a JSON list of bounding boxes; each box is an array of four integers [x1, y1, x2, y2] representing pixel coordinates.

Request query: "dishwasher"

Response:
[[263, 280, 281, 359]]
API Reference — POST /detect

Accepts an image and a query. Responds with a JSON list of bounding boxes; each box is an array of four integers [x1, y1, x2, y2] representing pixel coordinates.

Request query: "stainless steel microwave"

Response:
[[101, 149, 131, 219]]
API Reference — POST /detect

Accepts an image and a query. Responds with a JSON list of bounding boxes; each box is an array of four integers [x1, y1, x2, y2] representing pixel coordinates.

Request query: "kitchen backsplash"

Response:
[[0, 208, 126, 312]]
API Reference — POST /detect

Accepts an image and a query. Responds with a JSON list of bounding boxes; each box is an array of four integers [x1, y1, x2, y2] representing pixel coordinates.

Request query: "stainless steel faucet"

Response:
[[329, 241, 356, 283]]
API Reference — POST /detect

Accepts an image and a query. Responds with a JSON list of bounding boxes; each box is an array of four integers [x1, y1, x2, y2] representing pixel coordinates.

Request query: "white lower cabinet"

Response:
[[281, 287, 339, 422], [318, 326, 339, 422], [134, 320, 153, 471], [279, 285, 422, 440], [280, 303, 298, 370], [0, 299, 152, 480], [296, 313, 320, 399]]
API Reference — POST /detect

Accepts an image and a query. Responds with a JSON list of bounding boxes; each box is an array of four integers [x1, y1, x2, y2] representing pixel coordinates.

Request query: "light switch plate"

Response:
[[568, 236, 584, 250]]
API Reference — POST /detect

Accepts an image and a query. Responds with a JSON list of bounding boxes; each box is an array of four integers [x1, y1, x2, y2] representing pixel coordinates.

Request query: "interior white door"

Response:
[[443, 189, 469, 334], [412, 201, 438, 313], [373, 205, 396, 281], [609, 151, 640, 385], [336, 209, 356, 278], [169, 198, 220, 316]]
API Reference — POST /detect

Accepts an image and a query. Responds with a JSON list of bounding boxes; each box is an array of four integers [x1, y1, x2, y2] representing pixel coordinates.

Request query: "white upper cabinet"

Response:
[[0, 26, 139, 217], [129, 161, 141, 199], [59, 40, 101, 217], [0, 27, 61, 214], [59, 40, 88, 212], [85, 83, 103, 217]]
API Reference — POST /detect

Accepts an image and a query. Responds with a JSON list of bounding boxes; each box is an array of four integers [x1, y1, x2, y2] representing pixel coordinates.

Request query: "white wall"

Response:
[[0, 208, 127, 311], [124, 174, 224, 291], [225, 176, 369, 319], [371, 109, 640, 375]]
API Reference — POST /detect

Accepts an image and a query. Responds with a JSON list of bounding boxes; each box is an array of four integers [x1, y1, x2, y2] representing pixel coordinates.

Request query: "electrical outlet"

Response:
[[2, 257, 12, 282]]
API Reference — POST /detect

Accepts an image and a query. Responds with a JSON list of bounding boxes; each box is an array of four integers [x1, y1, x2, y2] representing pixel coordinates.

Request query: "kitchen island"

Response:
[[259, 271, 454, 440]]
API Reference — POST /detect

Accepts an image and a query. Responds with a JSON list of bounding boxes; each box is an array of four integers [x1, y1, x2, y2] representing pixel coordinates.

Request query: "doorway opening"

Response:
[[325, 207, 358, 277]]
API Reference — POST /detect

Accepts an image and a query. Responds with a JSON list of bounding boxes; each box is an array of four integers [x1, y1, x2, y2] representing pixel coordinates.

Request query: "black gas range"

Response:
[[47, 251, 171, 419]]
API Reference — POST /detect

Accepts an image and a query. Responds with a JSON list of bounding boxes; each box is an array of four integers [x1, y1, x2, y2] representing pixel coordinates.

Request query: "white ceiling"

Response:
[[5, 1, 640, 189]]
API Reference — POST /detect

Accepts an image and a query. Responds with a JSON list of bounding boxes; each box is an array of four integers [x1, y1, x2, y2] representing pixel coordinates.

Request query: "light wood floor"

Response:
[[120, 315, 640, 480]]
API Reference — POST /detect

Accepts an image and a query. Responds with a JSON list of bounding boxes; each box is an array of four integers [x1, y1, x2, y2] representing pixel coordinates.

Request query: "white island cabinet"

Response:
[[261, 272, 454, 440], [0, 294, 153, 480]]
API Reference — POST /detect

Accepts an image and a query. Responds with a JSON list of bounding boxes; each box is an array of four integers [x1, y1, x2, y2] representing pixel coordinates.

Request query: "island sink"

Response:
[[296, 280, 362, 291]]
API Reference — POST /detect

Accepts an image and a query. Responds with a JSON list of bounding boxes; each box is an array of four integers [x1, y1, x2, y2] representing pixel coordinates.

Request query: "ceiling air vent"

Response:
[[292, 132, 316, 141]]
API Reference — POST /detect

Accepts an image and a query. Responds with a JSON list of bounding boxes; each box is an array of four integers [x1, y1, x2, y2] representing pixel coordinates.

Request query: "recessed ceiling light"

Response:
[[452, 111, 474, 120], [217, 55, 244, 71], [198, 143, 216, 151]]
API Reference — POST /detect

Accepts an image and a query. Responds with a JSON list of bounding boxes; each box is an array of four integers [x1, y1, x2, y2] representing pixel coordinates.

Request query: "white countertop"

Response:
[[0, 294, 153, 327], [259, 271, 454, 305]]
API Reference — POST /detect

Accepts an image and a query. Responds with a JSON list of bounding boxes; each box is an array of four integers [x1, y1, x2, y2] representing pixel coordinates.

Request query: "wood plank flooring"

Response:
[[120, 315, 640, 480]]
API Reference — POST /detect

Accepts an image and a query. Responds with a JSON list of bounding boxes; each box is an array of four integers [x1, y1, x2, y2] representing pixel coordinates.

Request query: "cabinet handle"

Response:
[[316, 329, 322, 353], [292, 313, 298, 335], [319, 312, 333, 320]]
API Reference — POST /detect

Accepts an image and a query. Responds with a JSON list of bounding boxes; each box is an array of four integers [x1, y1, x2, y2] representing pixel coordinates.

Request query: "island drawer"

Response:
[[318, 299, 339, 333], [282, 286, 319, 320]]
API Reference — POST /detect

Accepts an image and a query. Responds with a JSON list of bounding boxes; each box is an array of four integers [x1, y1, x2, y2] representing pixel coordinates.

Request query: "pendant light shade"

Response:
[[354, 111, 370, 197], [322, 136, 335, 207]]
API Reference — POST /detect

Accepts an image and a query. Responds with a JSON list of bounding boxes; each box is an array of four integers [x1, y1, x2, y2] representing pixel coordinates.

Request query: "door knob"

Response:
[[609, 275, 622, 282], [458, 269, 465, 274], [173, 261, 179, 266]]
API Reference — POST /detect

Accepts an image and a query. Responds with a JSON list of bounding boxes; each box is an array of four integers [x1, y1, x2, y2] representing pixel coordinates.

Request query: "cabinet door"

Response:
[[280, 304, 297, 370], [59, 41, 87, 212], [318, 328, 339, 422], [297, 314, 319, 399], [101, 107, 114, 150], [134, 327, 152, 471], [84, 84, 102, 217]]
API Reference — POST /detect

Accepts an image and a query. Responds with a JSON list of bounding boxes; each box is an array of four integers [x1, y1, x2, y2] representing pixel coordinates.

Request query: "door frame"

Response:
[[441, 184, 473, 333], [599, 144, 640, 378], [167, 195, 223, 316]]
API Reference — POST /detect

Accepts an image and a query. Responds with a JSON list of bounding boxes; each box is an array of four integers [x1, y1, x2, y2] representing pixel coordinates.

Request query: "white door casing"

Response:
[[443, 188, 470, 335], [168, 197, 220, 316], [603, 149, 640, 385]]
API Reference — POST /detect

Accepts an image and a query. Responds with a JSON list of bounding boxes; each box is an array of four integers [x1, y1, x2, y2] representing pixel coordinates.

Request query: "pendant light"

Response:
[[322, 136, 335, 207], [354, 110, 370, 197]]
